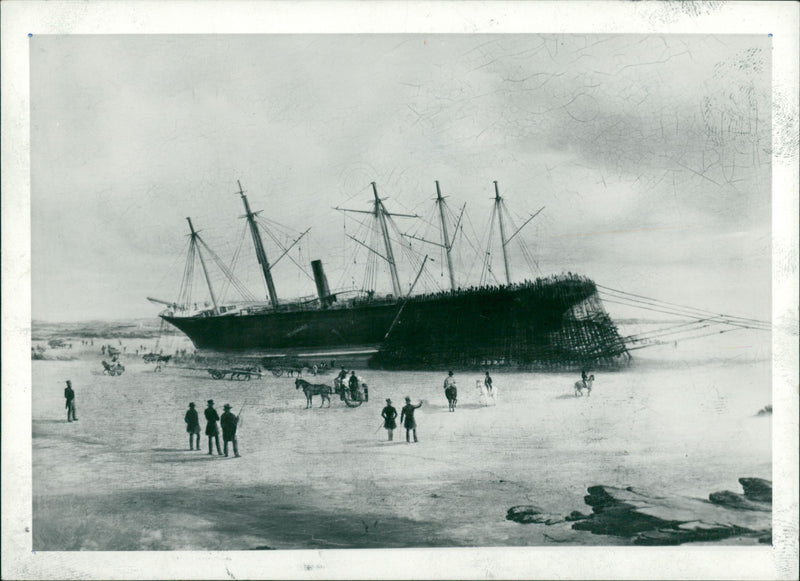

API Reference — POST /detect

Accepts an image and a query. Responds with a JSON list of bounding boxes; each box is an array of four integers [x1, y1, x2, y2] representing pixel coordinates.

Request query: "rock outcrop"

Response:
[[507, 477, 771, 545]]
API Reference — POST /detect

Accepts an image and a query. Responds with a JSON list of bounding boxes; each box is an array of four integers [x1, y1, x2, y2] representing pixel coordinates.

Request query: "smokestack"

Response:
[[311, 260, 335, 307]]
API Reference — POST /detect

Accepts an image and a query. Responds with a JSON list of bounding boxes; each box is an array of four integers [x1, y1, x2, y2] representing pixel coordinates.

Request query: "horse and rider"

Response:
[[443, 370, 457, 412], [574, 368, 595, 397]]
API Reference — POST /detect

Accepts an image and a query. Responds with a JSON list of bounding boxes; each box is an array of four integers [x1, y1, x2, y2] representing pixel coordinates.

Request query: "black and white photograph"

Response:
[[2, 1, 798, 579]]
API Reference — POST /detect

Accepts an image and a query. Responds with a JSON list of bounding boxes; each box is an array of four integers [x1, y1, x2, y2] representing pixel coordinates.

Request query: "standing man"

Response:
[[336, 367, 348, 400], [400, 397, 423, 443], [484, 371, 493, 395], [64, 380, 78, 422], [443, 370, 457, 412], [204, 400, 222, 456], [381, 398, 397, 441], [349, 371, 360, 400], [220, 404, 240, 458], [184, 402, 200, 450]]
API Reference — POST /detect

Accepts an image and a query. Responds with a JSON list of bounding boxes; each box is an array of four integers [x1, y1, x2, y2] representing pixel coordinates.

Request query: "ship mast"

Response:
[[186, 217, 219, 315], [372, 182, 402, 297], [237, 180, 279, 307], [493, 181, 511, 285], [435, 181, 456, 290]]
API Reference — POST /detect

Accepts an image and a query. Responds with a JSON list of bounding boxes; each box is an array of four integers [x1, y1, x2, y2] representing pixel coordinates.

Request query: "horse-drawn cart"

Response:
[[207, 367, 263, 381], [102, 360, 126, 376], [334, 377, 366, 408], [261, 356, 304, 378]]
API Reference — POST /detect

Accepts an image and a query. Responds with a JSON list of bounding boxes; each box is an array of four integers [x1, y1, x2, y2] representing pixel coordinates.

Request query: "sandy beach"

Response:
[[30, 327, 771, 551]]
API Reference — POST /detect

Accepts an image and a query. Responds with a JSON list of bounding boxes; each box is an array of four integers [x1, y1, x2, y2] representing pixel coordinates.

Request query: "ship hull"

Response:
[[161, 275, 630, 370]]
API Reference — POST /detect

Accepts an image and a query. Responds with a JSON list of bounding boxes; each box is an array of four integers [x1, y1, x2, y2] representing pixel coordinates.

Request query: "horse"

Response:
[[295, 378, 332, 408], [445, 385, 458, 412], [102, 360, 125, 376], [574, 374, 595, 397]]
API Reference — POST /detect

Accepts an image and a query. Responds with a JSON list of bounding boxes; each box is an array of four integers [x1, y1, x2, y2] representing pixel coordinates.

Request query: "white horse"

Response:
[[574, 374, 595, 397], [476, 379, 497, 406]]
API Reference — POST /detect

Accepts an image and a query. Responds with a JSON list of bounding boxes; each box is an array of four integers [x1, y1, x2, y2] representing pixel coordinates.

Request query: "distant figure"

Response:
[[363, 383, 369, 402], [64, 380, 78, 422], [484, 371, 493, 395], [101, 345, 106, 355], [204, 400, 222, 455], [400, 397, 423, 443], [184, 402, 200, 450], [574, 374, 595, 397], [220, 404, 240, 458], [443, 370, 457, 412], [349, 371, 360, 400], [312, 364, 318, 376], [381, 398, 397, 441]]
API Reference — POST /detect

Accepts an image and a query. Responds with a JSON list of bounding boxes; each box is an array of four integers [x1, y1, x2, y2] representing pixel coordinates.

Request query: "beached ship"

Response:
[[151, 181, 629, 370]]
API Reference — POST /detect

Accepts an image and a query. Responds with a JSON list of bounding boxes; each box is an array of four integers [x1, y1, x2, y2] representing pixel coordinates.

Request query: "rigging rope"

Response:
[[196, 237, 257, 302], [597, 287, 770, 331], [597, 284, 770, 328]]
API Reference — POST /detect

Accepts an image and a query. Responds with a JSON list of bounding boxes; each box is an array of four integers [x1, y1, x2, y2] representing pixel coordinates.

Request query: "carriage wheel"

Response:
[[271, 368, 283, 377], [109, 369, 116, 376], [210, 370, 225, 380]]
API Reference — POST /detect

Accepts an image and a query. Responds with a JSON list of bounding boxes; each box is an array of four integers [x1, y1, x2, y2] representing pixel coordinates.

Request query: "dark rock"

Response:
[[565, 510, 590, 522], [508, 478, 772, 545], [709, 490, 770, 511], [506, 505, 542, 523], [571, 480, 770, 544], [506, 505, 564, 525], [739, 477, 772, 503]]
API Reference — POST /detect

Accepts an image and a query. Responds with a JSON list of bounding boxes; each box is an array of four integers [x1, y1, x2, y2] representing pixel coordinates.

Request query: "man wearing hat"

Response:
[[204, 400, 222, 455], [380, 398, 397, 441], [348, 370, 360, 400], [64, 380, 78, 422], [400, 397, 424, 443], [220, 404, 241, 458], [184, 402, 200, 450]]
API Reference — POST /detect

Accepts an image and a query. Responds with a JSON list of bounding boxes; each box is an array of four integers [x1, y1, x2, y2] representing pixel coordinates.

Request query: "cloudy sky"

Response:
[[31, 33, 771, 321]]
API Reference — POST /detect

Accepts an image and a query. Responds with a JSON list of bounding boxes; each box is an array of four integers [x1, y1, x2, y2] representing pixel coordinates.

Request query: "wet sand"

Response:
[[32, 332, 771, 550]]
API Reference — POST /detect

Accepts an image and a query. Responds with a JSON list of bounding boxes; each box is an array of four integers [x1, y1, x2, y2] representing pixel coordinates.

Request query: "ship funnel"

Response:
[[311, 260, 336, 308]]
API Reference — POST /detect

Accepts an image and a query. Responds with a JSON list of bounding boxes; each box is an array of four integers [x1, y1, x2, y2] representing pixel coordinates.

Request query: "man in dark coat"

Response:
[[204, 400, 222, 456], [400, 397, 423, 443], [220, 404, 240, 458], [64, 380, 78, 422], [184, 402, 200, 450], [348, 371, 360, 400], [381, 398, 397, 441], [336, 368, 348, 400], [484, 371, 493, 395]]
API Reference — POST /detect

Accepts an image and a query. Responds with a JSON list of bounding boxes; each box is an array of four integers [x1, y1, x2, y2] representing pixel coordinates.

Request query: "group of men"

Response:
[[184, 400, 240, 457], [377, 370, 496, 443], [380, 397, 423, 443]]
